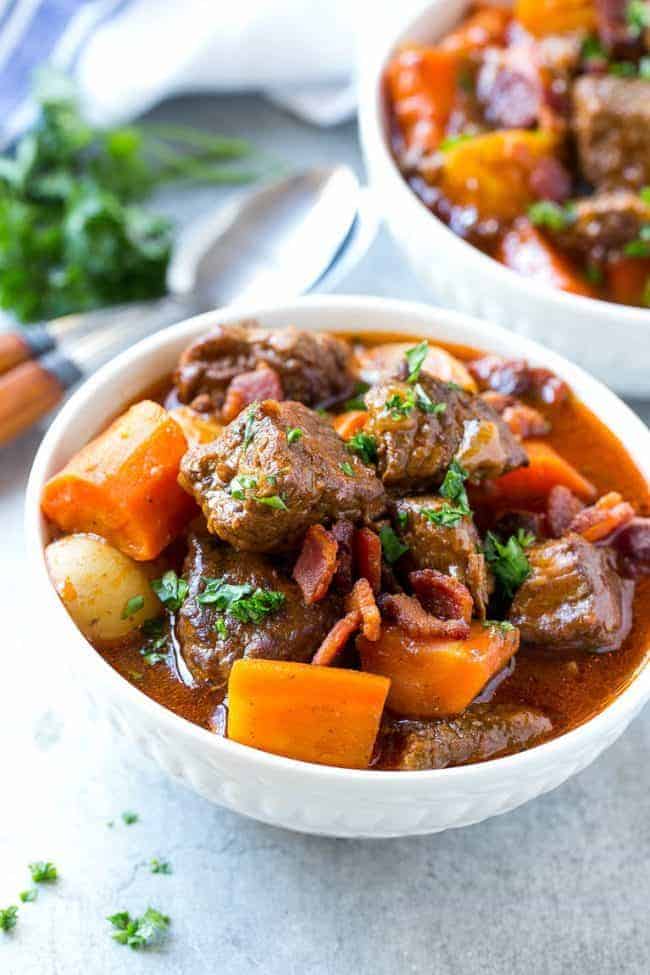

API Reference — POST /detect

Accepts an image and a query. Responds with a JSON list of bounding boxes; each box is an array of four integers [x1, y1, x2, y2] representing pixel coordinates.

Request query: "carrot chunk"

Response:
[[41, 400, 196, 561], [515, 0, 597, 37], [227, 659, 390, 769], [493, 440, 597, 504], [292, 525, 338, 604], [497, 221, 597, 297], [358, 620, 519, 719], [385, 45, 460, 154], [440, 5, 511, 56], [606, 258, 650, 307], [332, 410, 370, 440]]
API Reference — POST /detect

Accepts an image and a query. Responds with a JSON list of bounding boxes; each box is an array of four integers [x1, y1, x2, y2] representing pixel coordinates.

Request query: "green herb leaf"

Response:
[[121, 594, 144, 619], [379, 525, 409, 564], [108, 907, 170, 949], [439, 133, 474, 152], [346, 432, 378, 465], [287, 427, 303, 444], [585, 263, 604, 286], [640, 56, 650, 78], [229, 474, 258, 499], [626, 0, 650, 35], [440, 460, 470, 513], [0, 906, 18, 932], [640, 187, 650, 206], [609, 60, 637, 76], [254, 494, 288, 510], [339, 462, 356, 477], [422, 502, 469, 527], [198, 578, 285, 624], [343, 382, 370, 412], [643, 276, 650, 308], [19, 889, 37, 903], [396, 510, 409, 531], [151, 571, 189, 613], [581, 35, 606, 61], [29, 861, 58, 883], [528, 200, 575, 232], [482, 620, 516, 633], [384, 389, 416, 419], [404, 341, 429, 383], [483, 529, 535, 599], [214, 617, 228, 638], [624, 225, 650, 258], [243, 405, 258, 448], [121, 811, 139, 826], [414, 383, 447, 415], [150, 859, 172, 875]]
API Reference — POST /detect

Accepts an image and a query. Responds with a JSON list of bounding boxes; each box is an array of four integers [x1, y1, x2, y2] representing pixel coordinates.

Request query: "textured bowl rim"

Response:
[[25, 294, 650, 789], [358, 0, 650, 327]]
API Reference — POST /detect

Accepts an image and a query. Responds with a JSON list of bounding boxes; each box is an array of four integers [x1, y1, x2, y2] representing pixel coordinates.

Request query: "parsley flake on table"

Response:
[[108, 907, 170, 949], [346, 432, 378, 465], [484, 529, 534, 599], [121, 811, 139, 826], [121, 594, 144, 619], [404, 341, 428, 383], [0, 906, 17, 932], [19, 889, 37, 903], [150, 858, 172, 875], [29, 861, 58, 883], [379, 525, 409, 564], [151, 571, 189, 613]]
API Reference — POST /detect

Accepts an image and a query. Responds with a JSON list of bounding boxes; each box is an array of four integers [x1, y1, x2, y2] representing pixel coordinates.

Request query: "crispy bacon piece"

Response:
[[529, 157, 572, 204], [312, 610, 362, 667], [570, 492, 635, 543], [611, 518, 650, 577], [547, 484, 585, 537], [468, 355, 568, 405], [409, 569, 473, 624], [330, 519, 355, 593], [481, 391, 550, 439], [379, 593, 470, 640], [293, 525, 338, 605], [346, 578, 381, 642], [221, 365, 283, 423], [354, 527, 382, 594]]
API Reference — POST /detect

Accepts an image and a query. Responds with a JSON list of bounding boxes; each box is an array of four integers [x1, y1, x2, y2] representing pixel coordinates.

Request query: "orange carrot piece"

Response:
[[346, 578, 381, 642], [41, 400, 196, 561], [440, 5, 511, 55], [332, 410, 370, 440], [227, 659, 390, 769], [515, 0, 597, 37], [606, 258, 650, 307], [312, 611, 362, 667], [385, 45, 460, 154], [498, 221, 597, 298], [358, 620, 519, 719], [493, 440, 597, 504]]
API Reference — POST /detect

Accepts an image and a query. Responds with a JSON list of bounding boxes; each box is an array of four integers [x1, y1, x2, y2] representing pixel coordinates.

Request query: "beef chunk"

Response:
[[572, 76, 650, 189], [509, 534, 634, 652], [391, 495, 492, 617], [364, 374, 526, 491], [549, 190, 650, 261], [380, 704, 552, 770], [477, 45, 542, 129], [179, 400, 386, 553], [177, 532, 341, 687], [175, 320, 355, 412]]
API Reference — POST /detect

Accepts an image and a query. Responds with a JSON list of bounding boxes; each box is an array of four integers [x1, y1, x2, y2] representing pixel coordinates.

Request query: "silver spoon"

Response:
[[0, 165, 371, 445]]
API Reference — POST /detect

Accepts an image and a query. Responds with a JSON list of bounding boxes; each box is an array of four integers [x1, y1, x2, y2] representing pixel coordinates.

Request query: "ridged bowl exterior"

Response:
[[26, 296, 650, 837]]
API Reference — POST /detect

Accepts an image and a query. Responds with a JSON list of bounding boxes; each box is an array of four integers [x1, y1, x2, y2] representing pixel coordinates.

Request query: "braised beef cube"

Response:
[[391, 495, 492, 617], [509, 534, 634, 652], [572, 76, 650, 189], [177, 533, 341, 688], [175, 320, 355, 412], [364, 373, 525, 491], [380, 704, 552, 770], [477, 45, 542, 129], [179, 400, 386, 553], [549, 190, 650, 262]]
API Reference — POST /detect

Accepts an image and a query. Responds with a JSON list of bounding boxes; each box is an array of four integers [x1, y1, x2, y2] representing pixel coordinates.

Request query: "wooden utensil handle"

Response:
[[0, 353, 81, 446], [0, 326, 55, 375]]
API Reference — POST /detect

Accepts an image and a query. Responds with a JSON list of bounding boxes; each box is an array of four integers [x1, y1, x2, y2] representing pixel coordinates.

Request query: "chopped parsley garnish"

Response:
[[379, 525, 409, 564], [414, 383, 447, 415], [0, 906, 17, 932], [121, 811, 139, 826], [344, 382, 370, 412], [255, 494, 288, 510], [229, 474, 257, 499], [609, 60, 637, 76], [339, 462, 356, 477], [150, 859, 172, 875], [422, 502, 468, 527], [627, 0, 650, 35], [29, 861, 58, 883], [640, 187, 650, 206], [243, 405, 258, 448], [214, 617, 228, 638], [484, 529, 534, 599], [641, 56, 650, 79], [643, 276, 650, 308], [151, 571, 189, 613], [585, 263, 604, 286], [121, 594, 144, 619], [446, 381, 463, 392], [624, 225, 650, 258], [396, 510, 409, 531], [346, 432, 378, 465], [19, 889, 37, 903], [287, 427, 303, 444], [440, 460, 470, 513], [140, 616, 167, 665], [482, 620, 516, 633], [198, 578, 285, 624], [404, 341, 428, 383], [439, 133, 474, 152], [528, 200, 575, 232], [384, 389, 415, 419], [581, 35, 606, 61], [108, 907, 170, 949], [458, 70, 474, 93]]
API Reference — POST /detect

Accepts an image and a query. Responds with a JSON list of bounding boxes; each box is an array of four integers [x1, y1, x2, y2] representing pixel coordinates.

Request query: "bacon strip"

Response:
[[570, 492, 635, 543], [379, 593, 470, 640], [547, 484, 584, 538], [354, 527, 382, 594], [611, 517, 650, 578], [469, 355, 568, 405], [330, 519, 354, 593], [346, 578, 381, 642], [409, 569, 473, 624], [293, 525, 338, 605], [481, 390, 550, 439], [312, 611, 362, 667], [221, 365, 283, 422]]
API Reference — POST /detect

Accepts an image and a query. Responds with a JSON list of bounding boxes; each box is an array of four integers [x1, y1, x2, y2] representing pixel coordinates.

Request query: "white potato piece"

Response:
[[350, 342, 477, 392], [45, 533, 161, 644], [170, 405, 223, 445]]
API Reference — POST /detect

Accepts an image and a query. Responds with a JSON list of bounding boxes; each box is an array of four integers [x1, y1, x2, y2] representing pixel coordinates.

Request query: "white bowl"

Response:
[[359, 0, 650, 397], [25, 295, 650, 838]]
